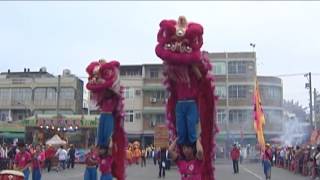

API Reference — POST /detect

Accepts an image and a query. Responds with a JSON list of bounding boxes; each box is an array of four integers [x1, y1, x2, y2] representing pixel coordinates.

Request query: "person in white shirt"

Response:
[[55, 145, 68, 170]]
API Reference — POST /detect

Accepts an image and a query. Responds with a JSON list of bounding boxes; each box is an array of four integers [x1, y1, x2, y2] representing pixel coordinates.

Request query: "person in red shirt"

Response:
[[84, 145, 99, 180], [14, 142, 32, 180], [99, 141, 113, 180], [263, 144, 272, 180], [31, 144, 45, 180], [44, 145, 55, 172], [230, 144, 240, 174]]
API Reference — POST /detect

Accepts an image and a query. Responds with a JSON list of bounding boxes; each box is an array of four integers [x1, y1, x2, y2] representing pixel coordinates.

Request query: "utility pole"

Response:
[[56, 75, 61, 118], [225, 52, 230, 159], [305, 72, 313, 128], [314, 88, 318, 129]]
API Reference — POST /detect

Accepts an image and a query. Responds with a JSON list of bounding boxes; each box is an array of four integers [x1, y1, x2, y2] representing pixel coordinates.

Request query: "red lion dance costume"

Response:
[[86, 59, 126, 180], [155, 16, 218, 180]]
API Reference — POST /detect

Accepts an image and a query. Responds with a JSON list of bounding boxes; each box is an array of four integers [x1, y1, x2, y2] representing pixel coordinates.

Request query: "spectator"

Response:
[[7, 144, 17, 169], [141, 148, 146, 167], [152, 148, 157, 166], [67, 144, 76, 169], [55, 145, 68, 170], [157, 147, 167, 178], [230, 144, 240, 174]]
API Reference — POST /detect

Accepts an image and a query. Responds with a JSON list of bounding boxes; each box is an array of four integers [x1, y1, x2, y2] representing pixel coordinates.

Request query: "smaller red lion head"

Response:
[[155, 16, 203, 64], [86, 59, 120, 93]]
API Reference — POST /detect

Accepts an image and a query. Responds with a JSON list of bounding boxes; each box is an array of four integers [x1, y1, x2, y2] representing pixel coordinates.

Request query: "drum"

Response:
[[0, 170, 24, 180]]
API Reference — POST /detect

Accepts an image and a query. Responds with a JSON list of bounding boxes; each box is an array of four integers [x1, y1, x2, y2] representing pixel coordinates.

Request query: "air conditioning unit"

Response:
[[150, 98, 157, 103], [135, 113, 141, 119]]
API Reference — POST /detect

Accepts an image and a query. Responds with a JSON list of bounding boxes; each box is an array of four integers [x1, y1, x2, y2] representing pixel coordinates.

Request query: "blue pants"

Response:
[[100, 173, 113, 180], [84, 167, 97, 180], [175, 100, 199, 145], [263, 160, 271, 178], [23, 169, 30, 180], [32, 168, 41, 180], [60, 160, 66, 170], [97, 113, 114, 148]]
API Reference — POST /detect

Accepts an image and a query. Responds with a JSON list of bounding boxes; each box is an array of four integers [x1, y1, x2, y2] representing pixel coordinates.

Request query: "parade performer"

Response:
[[84, 145, 99, 180], [155, 16, 218, 180], [262, 144, 272, 180], [14, 142, 32, 180], [132, 141, 141, 165], [169, 138, 203, 180], [86, 59, 126, 180], [31, 144, 44, 180], [98, 141, 114, 180], [126, 144, 133, 165]]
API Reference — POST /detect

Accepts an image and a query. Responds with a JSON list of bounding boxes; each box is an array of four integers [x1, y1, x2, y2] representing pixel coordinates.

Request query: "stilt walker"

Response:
[[155, 16, 218, 180], [86, 59, 126, 180]]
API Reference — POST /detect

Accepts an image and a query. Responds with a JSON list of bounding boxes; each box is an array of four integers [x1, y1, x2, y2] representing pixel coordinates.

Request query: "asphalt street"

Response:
[[38, 159, 310, 180]]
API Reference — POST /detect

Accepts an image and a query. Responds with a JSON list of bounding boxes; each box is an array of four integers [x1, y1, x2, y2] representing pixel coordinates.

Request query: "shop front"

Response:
[[23, 114, 98, 148]]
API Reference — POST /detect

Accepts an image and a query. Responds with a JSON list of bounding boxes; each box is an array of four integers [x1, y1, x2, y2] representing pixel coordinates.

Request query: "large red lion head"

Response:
[[155, 16, 203, 64], [86, 59, 120, 93]]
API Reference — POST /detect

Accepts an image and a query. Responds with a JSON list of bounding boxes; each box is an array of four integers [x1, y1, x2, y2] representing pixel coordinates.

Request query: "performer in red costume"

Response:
[[169, 138, 203, 180], [86, 59, 126, 180], [155, 16, 218, 180]]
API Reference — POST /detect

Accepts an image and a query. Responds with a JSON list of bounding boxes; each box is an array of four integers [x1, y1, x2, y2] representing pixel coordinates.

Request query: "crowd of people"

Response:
[[124, 142, 173, 178], [267, 144, 320, 179], [228, 142, 320, 180], [0, 142, 77, 180]]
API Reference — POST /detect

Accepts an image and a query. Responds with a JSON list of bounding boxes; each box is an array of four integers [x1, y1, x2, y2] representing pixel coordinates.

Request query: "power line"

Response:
[[276, 73, 320, 77], [78, 73, 320, 79], [276, 73, 305, 77]]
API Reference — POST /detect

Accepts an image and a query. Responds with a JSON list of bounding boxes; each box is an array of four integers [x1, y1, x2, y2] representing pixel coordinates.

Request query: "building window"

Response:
[[47, 88, 56, 100], [229, 110, 251, 124], [260, 86, 281, 99], [228, 85, 247, 98], [217, 109, 226, 124], [120, 70, 141, 76], [213, 62, 226, 75], [151, 90, 166, 100], [0, 88, 10, 102], [215, 86, 226, 99], [156, 114, 165, 124], [11, 88, 32, 104], [150, 68, 159, 79], [34, 87, 57, 101], [60, 88, 75, 100], [125, 110, 134, 122], [228, 61, 247, 74], [124, 87, 135, 99], [135, 89, 142, 96]]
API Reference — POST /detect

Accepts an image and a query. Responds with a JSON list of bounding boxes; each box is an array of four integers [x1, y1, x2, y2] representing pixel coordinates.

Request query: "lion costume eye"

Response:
[[104, 69, 114, 78]]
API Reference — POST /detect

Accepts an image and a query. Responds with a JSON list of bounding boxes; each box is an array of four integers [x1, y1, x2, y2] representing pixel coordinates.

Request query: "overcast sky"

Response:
[[0, 1, 320, 108]]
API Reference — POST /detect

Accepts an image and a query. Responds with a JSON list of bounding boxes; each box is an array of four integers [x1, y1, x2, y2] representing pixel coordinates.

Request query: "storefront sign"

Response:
[[154, 125, 169, 148], [36, 118, 81, 127]]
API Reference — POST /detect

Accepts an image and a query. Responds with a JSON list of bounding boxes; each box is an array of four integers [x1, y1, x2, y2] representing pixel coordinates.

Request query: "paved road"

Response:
[[39, 159, 310, 180]]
